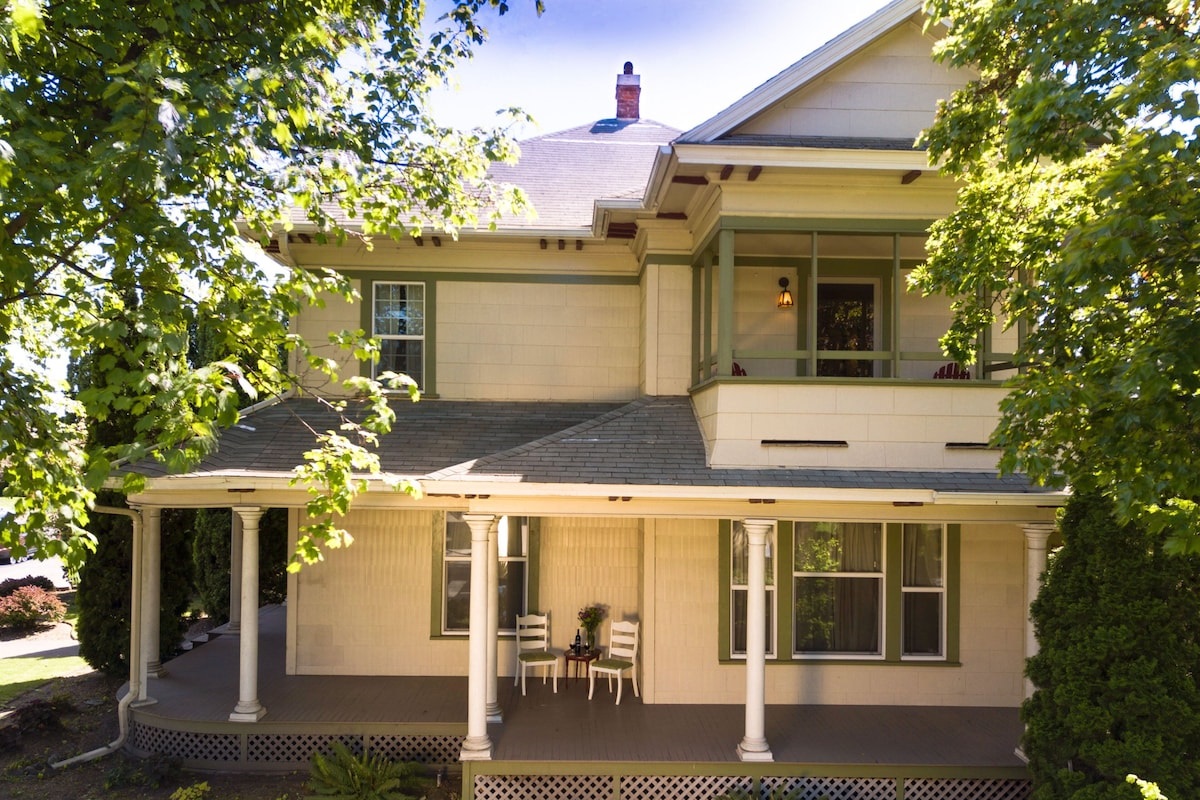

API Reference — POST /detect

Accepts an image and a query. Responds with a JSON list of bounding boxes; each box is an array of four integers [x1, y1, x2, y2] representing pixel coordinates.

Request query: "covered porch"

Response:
[[129, 605, 1030, 797]]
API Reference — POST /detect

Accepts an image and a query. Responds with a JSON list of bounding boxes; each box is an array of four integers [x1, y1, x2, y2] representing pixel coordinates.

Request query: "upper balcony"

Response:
[[688, 227, 1019, 471]]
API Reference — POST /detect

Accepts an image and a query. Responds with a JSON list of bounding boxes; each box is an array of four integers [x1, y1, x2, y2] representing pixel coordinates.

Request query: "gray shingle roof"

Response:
[[487, 119, 680, 230], [136, 397, 1053, 496]]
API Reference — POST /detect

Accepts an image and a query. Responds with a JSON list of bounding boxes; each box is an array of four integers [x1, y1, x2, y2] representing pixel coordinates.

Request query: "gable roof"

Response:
[[677, 0, 926, 144], [486, 118, 679, 232]]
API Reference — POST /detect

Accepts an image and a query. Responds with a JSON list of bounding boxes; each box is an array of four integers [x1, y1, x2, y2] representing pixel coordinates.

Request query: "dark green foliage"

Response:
[[1023, 491, 1200, 800], [306, 741, 427, 800], [0, 575, 56, 597], [159, 507, 196, 659], [191, 507, 288, 624], [191, 508, 232, 624], [77, 495, 133, 676], [260, 507, 288, 605]]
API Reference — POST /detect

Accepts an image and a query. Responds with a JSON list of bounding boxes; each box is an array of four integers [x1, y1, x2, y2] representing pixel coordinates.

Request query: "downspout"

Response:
[[52, 504, 143, 768]]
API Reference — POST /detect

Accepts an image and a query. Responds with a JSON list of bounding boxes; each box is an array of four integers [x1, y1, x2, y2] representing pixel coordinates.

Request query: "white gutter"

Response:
[[52, 504, 143, 769]]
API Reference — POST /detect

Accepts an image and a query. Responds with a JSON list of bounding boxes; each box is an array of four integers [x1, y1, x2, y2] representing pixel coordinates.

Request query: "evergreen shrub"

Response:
[[1023, 491, 1200, 800]]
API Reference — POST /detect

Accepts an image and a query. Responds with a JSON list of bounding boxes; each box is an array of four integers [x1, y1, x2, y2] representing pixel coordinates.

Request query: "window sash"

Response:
[[373, 282, 425, 386], [442, 513, 528, 634], [901, 523, 945, 658], [730, 520, 776, 658]]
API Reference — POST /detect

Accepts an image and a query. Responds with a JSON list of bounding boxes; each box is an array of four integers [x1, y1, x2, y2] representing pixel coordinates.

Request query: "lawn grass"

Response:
[[0, 652, 92, 705]]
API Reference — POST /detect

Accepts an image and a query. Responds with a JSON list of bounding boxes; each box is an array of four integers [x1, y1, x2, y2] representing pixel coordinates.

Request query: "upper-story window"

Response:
[[373, 282, 424, 388]]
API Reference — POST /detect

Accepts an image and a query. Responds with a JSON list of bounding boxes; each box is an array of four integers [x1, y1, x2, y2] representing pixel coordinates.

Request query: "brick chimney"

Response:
[[615, 61, 640, 120]]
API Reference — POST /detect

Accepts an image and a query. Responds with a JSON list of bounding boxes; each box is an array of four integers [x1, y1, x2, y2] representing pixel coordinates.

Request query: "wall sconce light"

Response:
[[776, 277, 794, 309]]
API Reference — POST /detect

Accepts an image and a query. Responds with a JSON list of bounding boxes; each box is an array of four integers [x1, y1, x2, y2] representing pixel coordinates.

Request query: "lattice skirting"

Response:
[[472, 773, 1031, 800], [128, 720, 463, 772]]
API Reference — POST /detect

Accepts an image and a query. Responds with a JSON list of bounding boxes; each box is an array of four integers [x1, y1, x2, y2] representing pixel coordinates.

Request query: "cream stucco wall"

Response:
[[290, 509, 471, 676], [736, 22, 973, 141], [693, 382, 1004, 470], [291, 281, 362, 398], [436, 282, 640, 401], [536, 517, 642, 654], [646, 518, 1026, 707], [640, 262, 693, 396]]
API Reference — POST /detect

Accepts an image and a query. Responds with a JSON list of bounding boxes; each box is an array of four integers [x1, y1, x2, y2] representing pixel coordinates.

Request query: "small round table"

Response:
[[563, 648, 599, 685]]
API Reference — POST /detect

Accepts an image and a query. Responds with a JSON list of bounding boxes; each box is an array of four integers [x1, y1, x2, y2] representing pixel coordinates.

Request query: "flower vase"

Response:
[[585, 628, 597, 653]]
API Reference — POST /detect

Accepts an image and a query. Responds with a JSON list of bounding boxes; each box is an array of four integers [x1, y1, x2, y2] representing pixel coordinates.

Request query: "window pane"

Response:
[[498, 562, 525, 630], [380, 339, 423, 380], [731, 588, 775, 656], [794, 576, 880, 654], [732, 521, 775, 586], [444, 561, 471, 631], [498, 517, 527, 558], [374, 284, 425, 336], [903, 524, 942, 587], [903, 593, 942, 656], [445, 513, 471, 556], [795, 522, 880, 573]]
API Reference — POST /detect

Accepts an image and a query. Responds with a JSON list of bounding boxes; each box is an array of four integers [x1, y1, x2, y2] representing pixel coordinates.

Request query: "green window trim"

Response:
[[429, 512, 541, 640], [719, 520, 960, 664], [359, 276, 438, 396]]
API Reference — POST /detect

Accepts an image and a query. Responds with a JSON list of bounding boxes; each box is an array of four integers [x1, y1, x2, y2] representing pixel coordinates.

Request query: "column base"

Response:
[[737, 740, 774, 762], [130, 697, 158, 708], [486, 704, 503, 724], [229, 703, 268, 722], [146, 661, 168, 679], [459, 736, 493, 761]]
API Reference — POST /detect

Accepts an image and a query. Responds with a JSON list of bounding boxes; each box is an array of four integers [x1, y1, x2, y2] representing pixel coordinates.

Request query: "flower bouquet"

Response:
[[577, 603, 607, 652]]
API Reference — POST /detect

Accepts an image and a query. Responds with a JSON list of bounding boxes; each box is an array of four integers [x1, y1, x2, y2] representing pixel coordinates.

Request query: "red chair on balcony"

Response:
[[932, 362, 970, 380]]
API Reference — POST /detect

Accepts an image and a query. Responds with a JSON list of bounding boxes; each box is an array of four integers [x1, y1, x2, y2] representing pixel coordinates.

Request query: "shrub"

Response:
[[0, 575, 56, 597], [0, 586, 66, 630], [1023, 491, 1200, 800], [307, 742, 427, 800]]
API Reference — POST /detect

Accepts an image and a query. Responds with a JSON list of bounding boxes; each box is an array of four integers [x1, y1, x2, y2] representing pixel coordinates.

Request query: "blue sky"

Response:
[[431, 0, 895, 136]]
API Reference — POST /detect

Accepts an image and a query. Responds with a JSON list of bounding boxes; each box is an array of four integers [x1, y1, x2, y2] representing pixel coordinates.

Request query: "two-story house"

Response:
[[123, 1, 1062, 797]]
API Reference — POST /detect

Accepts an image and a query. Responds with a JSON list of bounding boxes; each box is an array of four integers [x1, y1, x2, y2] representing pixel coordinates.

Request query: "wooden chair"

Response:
[[932, 362, 970, 380], [588, 620, 639, 704], [514, 613, 558, 695]]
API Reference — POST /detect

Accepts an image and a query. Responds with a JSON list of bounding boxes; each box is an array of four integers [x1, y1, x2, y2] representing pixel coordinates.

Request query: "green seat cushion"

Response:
[[592, 658, 632, 671], [519, 652, 557, 664]]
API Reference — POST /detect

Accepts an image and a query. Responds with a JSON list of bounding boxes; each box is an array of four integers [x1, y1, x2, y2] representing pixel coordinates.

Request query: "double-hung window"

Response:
[[901, 523, 945, 658], [372, 282, 425, 388], [794, 522, 883, 656], [730, 520, 776, 658], [442, 513, 529, 634], [723, 520, 953, 662]]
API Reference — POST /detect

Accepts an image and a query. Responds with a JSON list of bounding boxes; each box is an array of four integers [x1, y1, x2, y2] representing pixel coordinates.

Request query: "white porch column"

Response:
[[460, 514, 495, 760], [227, 510, 244, 634], [230, 506, 267, 722], [486, 517, 502, 723], [134, 506, 162, 704], [737, 518, 774, 762], [1022, 523, 1055, 699]]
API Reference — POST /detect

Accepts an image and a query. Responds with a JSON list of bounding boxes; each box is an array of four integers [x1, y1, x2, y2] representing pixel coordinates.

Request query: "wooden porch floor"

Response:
[[133, 605, 1025, 767]]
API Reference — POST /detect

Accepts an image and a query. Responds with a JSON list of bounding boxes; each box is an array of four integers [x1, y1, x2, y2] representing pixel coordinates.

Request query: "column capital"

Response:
[[233, 506, 265, 525], [1022, 523, 1055, 547], [740, 518, 776, 540]]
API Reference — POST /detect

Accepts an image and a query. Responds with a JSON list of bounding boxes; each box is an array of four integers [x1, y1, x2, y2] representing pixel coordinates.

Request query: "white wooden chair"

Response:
[[588, 620, 639, 704], [514, 613, 558, 695]]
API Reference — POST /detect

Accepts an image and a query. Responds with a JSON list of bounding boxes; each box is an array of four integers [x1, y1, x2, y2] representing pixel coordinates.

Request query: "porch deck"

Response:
[[130, 606, 1026, 771]]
